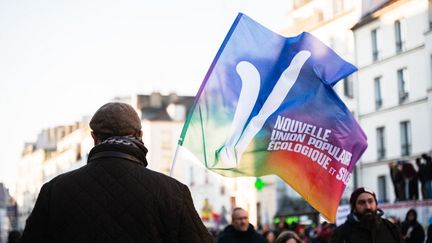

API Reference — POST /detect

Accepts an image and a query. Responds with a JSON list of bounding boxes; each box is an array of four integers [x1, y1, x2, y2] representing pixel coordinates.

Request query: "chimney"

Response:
[[150, 92, 163, 108]]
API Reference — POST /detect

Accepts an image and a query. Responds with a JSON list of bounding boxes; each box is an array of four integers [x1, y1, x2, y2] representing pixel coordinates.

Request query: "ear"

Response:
[[91, 132, 98, 145], [135, 130, 143, 139]]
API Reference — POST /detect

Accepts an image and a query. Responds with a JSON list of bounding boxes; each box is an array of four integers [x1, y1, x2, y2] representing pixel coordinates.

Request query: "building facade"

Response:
[[352, 0, 432, 205], [15, 122, 90, 229]]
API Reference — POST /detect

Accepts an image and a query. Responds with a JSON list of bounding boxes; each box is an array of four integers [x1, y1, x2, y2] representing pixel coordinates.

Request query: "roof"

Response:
[[136, 93, 195, 121], [351, 0, 402, 30]]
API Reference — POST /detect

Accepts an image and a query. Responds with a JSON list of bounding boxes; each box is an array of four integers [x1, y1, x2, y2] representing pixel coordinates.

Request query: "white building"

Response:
[[16, 144, 45, 229], [16, 121, 91, 229], [352, 0, 432, 204]]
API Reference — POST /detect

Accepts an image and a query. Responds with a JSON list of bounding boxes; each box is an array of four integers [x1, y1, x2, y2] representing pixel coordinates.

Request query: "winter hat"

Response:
[[90, 102, 142, 138], [349, 187, 377, 210]]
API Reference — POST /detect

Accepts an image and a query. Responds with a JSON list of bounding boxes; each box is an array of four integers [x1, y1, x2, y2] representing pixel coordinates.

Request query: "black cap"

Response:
[[349, 187, 377, 210]]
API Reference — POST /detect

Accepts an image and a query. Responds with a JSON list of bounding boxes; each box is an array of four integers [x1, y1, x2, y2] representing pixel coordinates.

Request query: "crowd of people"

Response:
[[389, 154, 432, 201], [215, 188, 432, 243]]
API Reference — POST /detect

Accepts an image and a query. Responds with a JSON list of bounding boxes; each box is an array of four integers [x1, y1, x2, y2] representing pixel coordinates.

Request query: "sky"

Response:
[[0, 0, 290, 192]]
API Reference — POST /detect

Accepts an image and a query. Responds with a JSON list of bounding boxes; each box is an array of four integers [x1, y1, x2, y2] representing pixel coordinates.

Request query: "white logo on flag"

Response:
[[217, 50, 311, 168]]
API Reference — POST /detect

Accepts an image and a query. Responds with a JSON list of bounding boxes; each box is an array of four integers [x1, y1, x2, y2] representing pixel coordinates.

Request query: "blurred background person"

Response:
[[7, 230, 21, 243], [217, 207, 266, 243], [401, 209, 425, 243], [263, 230, 276, 243], [275, 230, 302, 243], [426, 216, 432, 243]]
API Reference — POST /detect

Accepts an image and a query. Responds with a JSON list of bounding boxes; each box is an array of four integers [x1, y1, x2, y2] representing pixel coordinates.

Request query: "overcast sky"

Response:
[[0, 0, 290, 192]]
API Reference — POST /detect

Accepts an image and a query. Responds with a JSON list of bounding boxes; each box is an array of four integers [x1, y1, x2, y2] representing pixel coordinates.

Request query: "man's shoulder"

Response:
[[45, 166, 86, 185], [143, 167, 188, 189], [330, 221, 353, 243], [50, 162, 186, 187], [252, 231, 266, 243], [332, 221, 349, 234], [381, 218, 400, 231]]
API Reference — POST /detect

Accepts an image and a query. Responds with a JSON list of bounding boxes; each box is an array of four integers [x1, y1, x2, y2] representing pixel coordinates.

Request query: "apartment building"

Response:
[[15, 122, 89, 228], [352, 0, 432, 205]]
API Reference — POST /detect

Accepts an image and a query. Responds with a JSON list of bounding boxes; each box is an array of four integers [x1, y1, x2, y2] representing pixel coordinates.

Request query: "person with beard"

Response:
[[217, 207, 266, 243], [20, 102, 213, 243], [330, 187, 403, 243], [401, 208, 425, 243]]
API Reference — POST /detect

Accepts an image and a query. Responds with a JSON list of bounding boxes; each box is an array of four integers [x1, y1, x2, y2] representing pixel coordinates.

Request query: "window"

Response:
[[376, 127, 386, 160], [257, 202, 262, 229], [189, 166, 195, 187], [394, 19, 406, 53], [377, 175, 388, 203], [374, 77, 382, 109], [397, 68, 409, 103], [429, 0, 432, 29], [430, 55, 432, 88], [293, 0, 312, 8], [333, 0, 344, 15], [371, 28, 380, 61], [400, 121, 411, 156], [220, 185, 225, 195], [343, 76, 354, 98]]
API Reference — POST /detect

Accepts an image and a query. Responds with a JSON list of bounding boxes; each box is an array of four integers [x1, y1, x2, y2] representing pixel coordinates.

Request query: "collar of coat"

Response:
[[87, 140, 148, 167]]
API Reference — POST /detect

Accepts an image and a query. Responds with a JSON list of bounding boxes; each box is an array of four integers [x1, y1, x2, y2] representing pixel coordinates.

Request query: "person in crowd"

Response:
[[20, 102, 213, 243], [415, 157, 429, 200], [263, 230, 276, 243], [426, 216, 432, 243], [390, 161, 406, 201], [275, 230, 302, 243], [401, 208, 425, 243], [7, 230, 21, 243], [217, 207, 266, 243], [294, 224, 308, 242], [330, 187, 403, 243], [403, 161, 419, 200], [422, 153, 432, 199], [312, 222, 333, 243], [275, 219, 289, 238]]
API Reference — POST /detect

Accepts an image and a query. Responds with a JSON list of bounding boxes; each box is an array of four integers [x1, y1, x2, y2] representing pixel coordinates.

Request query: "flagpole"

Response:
[[169, 144, 181, 177]]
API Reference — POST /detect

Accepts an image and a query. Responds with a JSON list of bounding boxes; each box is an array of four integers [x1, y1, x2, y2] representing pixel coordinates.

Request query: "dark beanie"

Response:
[[349, 187, 377, 210], [90, 102, 142, 137]]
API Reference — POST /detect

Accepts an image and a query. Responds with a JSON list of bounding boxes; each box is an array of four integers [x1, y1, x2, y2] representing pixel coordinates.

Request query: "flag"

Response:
[[179, 13, 367, 222]]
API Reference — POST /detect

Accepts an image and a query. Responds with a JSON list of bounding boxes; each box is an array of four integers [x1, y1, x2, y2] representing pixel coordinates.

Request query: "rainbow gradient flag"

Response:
[[179, 13, 368, 222]]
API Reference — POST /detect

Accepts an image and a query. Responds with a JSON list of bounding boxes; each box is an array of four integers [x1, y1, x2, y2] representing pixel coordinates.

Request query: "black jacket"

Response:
[[330, 209, 403, 243], [217, 224, 266, 243], [401, 209, 425, 243], [20, 140, 213, 243]]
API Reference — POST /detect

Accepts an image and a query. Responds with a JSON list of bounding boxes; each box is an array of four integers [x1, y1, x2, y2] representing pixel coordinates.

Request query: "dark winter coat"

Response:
[[330, 209, 403, 243], [401, 209, 425, 243], [426, 224, 432, 243], [20, 139, 213, 243], [217, 224, 266, 243]]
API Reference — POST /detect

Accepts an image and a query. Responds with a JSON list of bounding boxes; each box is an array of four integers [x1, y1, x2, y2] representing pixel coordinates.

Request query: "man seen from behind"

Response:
[[20, 102, 213, 243]]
